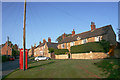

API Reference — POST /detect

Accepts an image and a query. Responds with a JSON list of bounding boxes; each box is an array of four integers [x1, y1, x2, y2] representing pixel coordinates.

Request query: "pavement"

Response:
[[2, 59, 19, 78]]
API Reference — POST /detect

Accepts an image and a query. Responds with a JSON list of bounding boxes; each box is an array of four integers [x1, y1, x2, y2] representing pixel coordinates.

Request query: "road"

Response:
[[2, 59, 19, 78]]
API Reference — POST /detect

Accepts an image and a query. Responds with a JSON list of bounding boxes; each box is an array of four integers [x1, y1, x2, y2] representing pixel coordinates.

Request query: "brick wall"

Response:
[[71, 52, 108, 59], [55, 54, 68, 59], [54, 52, 108, 59]]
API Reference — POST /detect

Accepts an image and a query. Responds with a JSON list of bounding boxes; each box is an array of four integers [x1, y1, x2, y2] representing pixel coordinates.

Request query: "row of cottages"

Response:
[[58, 22, 117, 51], [28, 37, 58, 57]]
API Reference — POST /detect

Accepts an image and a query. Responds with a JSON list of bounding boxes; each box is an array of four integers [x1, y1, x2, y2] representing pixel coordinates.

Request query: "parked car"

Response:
[[34, 56, 50, 61], [9, 56, 15, 61]]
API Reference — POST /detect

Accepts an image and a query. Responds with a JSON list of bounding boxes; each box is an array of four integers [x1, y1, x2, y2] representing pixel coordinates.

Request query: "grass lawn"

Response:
[[4, 59, 111, 78]]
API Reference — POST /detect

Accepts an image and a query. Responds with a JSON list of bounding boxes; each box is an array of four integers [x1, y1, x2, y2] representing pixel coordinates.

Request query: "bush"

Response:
[[12, 49, 20, 58], [48, 48, 55, 53], [2, 55, 9, 62], [70, 41, 110, 54], [54, 49, 69, 55]]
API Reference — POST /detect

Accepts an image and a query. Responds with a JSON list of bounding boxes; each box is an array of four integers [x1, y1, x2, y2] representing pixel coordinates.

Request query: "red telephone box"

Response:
[[19, 49, 28, 70]]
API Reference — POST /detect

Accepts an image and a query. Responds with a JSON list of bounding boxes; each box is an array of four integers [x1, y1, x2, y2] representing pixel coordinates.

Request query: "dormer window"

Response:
[[77, 36, 81, 40]]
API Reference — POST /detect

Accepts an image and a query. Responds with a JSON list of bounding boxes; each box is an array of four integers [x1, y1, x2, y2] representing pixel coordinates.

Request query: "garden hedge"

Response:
[[48, 48, 69, 55], [70, 40, 110, 54], [54, 49, 69, 55]]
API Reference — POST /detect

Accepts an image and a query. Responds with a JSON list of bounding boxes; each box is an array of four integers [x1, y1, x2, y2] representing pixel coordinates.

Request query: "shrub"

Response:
[[54, 49, 69, 55], [12, 49, 20, 58], [70, 41, 108, 54], [2, 55, 9, 62], [48, 48, 55, 53]]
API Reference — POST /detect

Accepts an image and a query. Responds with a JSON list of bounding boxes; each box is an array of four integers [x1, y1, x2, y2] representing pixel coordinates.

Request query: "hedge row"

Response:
[[70, 40, 110, 54], [54, 49, 69, 55], [48, 48, 69, 55]]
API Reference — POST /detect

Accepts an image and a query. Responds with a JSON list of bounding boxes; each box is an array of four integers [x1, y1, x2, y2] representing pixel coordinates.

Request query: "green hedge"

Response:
[[48, 48, 54, 53], [54, 49, 69, 55], [71, 40, 110, 54], [48, 48, 69, 55]]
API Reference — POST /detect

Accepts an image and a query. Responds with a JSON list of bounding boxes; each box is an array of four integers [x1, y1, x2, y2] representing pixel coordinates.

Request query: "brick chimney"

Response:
[[43, 38, 46, 43], [39, 41, 41, 45], [48, 37, 51, 43], [91, 22, 96, 31], [63, 33, 66, 39], [72, 29, 75, 36]]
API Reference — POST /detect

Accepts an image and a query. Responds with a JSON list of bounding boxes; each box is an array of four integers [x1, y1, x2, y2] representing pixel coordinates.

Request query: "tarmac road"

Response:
[[2, 59, 19, 78]]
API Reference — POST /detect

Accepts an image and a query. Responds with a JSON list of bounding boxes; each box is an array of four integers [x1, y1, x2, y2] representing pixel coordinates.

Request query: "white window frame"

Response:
[[61, 44, 64, 48], [70, 42, 75, 46], [95, 36, 101, 41], [82, 39, 87, 44], [67, 43, 69, 49]]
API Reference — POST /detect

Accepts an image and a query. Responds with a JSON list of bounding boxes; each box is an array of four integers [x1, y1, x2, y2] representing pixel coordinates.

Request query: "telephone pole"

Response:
[[23, 0, 26, 71]]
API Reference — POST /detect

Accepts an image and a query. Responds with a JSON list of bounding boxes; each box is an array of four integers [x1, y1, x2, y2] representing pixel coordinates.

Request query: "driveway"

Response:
[[2, 59, 19, 78]]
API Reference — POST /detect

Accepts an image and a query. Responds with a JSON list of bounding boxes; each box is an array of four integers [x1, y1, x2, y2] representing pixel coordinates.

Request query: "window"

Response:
[[34, 52, 36, 55], [79, 42, 81, 45], [82, 39, 87, 44], [44, 45, 45, 48], [61, 44, 64, 48], [67, 43, 69, 49], [77, 37, 81, 40], [70, 42, 75, 46], [95, 36, 101, 41]]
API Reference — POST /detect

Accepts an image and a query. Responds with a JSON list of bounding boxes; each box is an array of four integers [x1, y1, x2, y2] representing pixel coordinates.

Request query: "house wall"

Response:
[[44, 43, 49, 57], [1, 43, 12, 55], [34, 46, 44, 57], [102, 27, 116, 45], [107, 27, 117, 45], [28, 49, 32, 56]]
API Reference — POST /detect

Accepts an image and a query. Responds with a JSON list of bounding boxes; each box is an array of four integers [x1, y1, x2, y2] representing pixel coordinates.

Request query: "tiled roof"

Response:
[[35, 42, 58, 49], [47, 42, 58, 49], [59, 25, 112, 44]]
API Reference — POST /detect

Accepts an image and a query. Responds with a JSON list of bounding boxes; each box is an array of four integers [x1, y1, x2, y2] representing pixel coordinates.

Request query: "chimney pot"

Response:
[[48, 37, 51, 43], [63, 33, 66, 39], [43, 38, 46, 43], [72, 29, 75, 36], [39, 41, 41, 45], [91, 22, 96, 31]]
